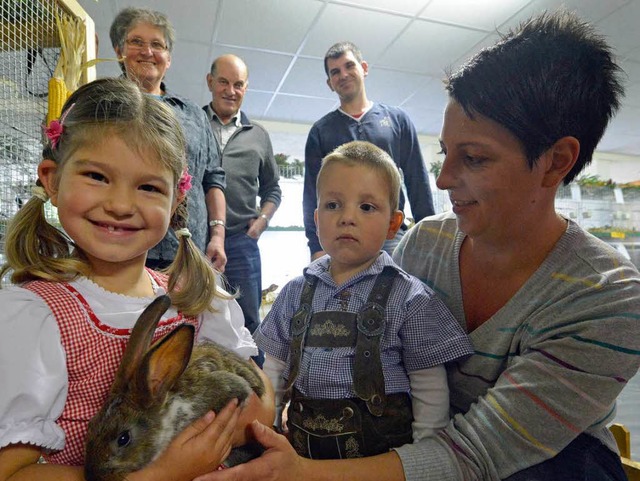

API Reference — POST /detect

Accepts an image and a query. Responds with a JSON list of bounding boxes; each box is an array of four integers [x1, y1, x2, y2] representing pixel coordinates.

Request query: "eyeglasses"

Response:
[[125, 38, 168, 52]]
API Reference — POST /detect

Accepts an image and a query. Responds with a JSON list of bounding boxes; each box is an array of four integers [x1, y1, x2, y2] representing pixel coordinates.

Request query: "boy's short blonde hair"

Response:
[[318, 140, 401, 211]]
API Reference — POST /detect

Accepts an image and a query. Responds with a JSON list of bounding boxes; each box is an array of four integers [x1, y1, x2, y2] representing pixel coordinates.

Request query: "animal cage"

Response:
[[0, 0, 94, 256]]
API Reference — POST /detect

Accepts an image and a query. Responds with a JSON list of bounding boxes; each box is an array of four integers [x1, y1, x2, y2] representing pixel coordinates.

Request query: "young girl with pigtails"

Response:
[[0, 77, 274, 481]]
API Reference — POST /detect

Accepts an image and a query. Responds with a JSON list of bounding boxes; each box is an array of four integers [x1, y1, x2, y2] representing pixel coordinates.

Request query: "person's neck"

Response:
[[465, 210, 567, 275], [212, 104, 238, 125], [146, 84, 163, 96], [129, 74, 163, 96], [340, 96, 371, 117], [329, 254, 379, 286], [88, 259, 154, 297]]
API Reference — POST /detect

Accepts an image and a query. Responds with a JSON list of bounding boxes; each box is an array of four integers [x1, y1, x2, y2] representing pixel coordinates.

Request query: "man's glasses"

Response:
[[125, 38, 168, 52]]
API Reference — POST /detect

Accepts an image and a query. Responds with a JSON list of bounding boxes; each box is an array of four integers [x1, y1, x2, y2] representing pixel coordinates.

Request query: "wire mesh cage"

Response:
[[1, 1, 60, 238], [1, 0, 93, 260], [2, 0, 60, 259]]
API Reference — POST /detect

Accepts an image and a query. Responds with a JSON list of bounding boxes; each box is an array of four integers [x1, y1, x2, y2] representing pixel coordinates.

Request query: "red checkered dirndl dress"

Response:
[[23, 271, 199, 466]]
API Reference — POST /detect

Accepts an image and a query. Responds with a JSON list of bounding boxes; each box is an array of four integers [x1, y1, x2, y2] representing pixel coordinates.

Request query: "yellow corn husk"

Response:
[[46, 10, 85, 127], [53, 11, 86, 92], [47, 77, 69, 126]]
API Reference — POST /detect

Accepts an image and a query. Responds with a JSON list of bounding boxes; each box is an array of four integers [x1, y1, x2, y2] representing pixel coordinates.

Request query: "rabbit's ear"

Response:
[[134, 324, 195, 407], [111, 295, 172, 394]]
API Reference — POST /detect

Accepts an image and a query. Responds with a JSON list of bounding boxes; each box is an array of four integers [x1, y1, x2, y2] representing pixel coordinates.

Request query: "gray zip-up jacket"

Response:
[[204, 105, 281, 235]]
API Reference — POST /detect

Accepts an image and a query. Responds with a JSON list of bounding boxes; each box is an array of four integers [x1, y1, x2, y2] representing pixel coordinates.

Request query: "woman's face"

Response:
[[437, 100, 549, 241], [117, 22, 171, 95]]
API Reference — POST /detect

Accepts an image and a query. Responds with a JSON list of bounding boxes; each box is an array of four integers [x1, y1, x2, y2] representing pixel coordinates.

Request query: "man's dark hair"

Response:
[[323, 41, 363, 77]]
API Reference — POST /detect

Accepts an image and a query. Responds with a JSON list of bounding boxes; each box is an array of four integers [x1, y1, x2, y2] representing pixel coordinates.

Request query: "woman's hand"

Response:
[[193, 420, 306, 481], [192, 419, 406, 481]]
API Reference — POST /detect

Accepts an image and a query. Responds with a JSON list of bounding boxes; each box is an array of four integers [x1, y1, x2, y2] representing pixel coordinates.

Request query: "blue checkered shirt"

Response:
[[255, 252, 473, 399]]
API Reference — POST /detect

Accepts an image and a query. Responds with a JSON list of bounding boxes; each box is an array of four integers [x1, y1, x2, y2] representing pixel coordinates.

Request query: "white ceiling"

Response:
[[78, 0, 640, 157]]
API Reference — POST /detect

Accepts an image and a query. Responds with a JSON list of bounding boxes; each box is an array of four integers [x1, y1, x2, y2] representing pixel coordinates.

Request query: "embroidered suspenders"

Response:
[[284, 266, 398, 415], [283, 267, 413, 459]]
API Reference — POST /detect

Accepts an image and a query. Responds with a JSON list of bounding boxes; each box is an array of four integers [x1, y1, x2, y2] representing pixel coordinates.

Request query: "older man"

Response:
[[203, 54, 281, 365]]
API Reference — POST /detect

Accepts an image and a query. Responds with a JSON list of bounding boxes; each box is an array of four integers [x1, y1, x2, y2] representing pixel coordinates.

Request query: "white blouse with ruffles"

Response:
[[0, 275, 257, 452]]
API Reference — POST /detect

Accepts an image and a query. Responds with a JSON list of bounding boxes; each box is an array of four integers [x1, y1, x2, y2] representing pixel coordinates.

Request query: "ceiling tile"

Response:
[[265, 95, 338, 124], [620, 58, 640, 86], [625, 48, 640, 65], [624, 81, 640, 108], [403, 76, 449, 112], [418, 0, 531, 31], [300, 3, 411, 59], [365, 69, 429, 106], [279, 57, 333, 98], [522, 0, 629, 24], [163, 40, 211, 89], [594, 1, 640, 56], [236, 91, 276, 120], [216, 0, 323, 54], [159, 0, 221, 45], [206, 47, 294, 92], [400, 75, 449, 136], [328, 0, 430, 16], [377, 19, 488, 75]]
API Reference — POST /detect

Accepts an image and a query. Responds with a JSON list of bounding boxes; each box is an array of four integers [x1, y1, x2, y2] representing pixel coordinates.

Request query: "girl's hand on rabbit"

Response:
[[143, 399, 241, 481]]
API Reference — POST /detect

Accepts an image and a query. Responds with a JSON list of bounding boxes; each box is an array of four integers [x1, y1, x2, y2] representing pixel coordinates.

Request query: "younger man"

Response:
[[256, 141, 472, 459]]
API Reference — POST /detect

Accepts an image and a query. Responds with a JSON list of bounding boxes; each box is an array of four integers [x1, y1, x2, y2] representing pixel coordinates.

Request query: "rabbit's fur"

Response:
[[84, 295, 265, 481]]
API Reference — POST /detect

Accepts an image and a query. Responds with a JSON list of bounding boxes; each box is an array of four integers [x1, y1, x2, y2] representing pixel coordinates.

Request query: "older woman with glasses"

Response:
[[109, 7, 228, 272]]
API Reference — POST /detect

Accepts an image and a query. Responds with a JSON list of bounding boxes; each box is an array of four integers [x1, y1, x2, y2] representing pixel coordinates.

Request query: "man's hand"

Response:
[[246, 216, 269, 240], [207, 235, 227, 272]]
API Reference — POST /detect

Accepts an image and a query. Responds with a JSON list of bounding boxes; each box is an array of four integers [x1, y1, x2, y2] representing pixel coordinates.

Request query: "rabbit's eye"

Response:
[[116, 431, 131, 448]]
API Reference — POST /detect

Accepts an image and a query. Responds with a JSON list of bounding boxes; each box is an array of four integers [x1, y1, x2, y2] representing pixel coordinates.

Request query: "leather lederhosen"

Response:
[[284, 266, 413, 459]]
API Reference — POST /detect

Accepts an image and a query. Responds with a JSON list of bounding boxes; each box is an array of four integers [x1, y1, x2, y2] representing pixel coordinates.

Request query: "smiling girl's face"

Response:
[[40, 134, 179, 272]]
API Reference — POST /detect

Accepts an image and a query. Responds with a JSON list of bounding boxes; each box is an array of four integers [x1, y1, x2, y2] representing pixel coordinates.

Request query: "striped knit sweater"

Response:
[[392, 212, 640, 480]]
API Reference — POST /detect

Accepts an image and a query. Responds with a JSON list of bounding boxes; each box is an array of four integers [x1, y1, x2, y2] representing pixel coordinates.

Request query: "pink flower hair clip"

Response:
[[178, 170, 193, 195], [44, 120, 63, 150], [44, 102, 75, 150]]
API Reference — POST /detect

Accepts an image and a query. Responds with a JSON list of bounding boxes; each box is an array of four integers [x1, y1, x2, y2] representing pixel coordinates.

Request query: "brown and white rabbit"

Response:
[[84, 295, 265, 481]]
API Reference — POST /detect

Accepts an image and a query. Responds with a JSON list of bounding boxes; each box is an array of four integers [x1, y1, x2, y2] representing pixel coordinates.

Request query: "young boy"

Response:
[[255, 140, 473, 459]]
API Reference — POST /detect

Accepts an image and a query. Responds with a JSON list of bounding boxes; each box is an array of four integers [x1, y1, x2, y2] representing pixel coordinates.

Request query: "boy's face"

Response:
[[315, 162, 402, 282]]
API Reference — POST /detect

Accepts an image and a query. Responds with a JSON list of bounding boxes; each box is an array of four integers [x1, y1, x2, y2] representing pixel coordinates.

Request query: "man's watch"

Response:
[[259, 213, 270, 225], [209, 219, 225, 228]]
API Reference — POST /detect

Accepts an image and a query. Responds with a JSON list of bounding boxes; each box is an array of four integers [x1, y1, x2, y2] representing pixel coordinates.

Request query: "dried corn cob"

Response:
[[46, 10, 85, 126], [46, 76, 69, 126]]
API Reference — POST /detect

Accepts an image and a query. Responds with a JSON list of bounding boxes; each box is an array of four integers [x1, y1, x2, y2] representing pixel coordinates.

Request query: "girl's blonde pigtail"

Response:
[[164, 202, 231, 317], [1, 192, 87, 286]]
